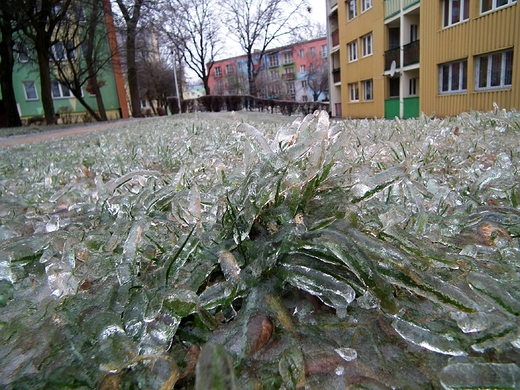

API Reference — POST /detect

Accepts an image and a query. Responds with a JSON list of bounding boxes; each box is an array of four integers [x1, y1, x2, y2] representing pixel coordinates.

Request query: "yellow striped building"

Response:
[[326, 0, 518, 118]]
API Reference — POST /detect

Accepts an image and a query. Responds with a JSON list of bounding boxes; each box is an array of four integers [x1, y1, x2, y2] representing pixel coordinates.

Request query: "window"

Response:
[[362, 79, 373, 100], [269, 54, 279, 67], [51, 81, 73, 98], [18, 43, 29, 63], [52, 43, 66, 61], [270, 69, 279, 79], [73, 4, 86, 22], [475, 50, 513, 90], [23, 82, 38, 100], [215, 66, 222, 77], [321, 44, 328, 57], [302, 95, 308, 101], [283, 51, 293, 64], [409, 78, 418, 95], [444, 0, 470, 27], [299, 49, 305, 58], [140, 99, 147, 108], [216, 79, 223, 89], [226, 64, 233, 74], [481, 0, 516, 13], [361, 0, 372, 12], [439, 59, 467, 93], [348, 40, 358, 62], [310, 47, 316, 57], [300, 65, 306, 72], [287, 82, 295, 94], [410, 25, 418, 42], [362, 33, 372, 57], [302, 80, 308, 88], [347, 0, 357, 20], [52, 42, 76, 61], [348, 82, 359, 102]]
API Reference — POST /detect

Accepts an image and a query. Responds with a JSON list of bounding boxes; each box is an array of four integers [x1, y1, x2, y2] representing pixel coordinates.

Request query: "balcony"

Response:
[[282, 73, 295, 80], [384, 0, 420, 19], [331, 29, 339, 47], [384, 47, 400, 70], [403, 40, 419, 67], [332, 68, 341, 83]]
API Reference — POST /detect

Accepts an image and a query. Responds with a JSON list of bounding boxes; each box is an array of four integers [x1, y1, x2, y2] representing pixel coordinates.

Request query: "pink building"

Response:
[[208, 38, 329, 102]]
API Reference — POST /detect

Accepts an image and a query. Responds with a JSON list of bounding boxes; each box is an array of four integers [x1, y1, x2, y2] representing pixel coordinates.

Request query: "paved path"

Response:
[[0, 117, 159, 148]]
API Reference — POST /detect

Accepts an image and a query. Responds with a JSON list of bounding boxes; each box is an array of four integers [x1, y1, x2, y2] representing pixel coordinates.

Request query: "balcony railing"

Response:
[[331, 29, 339, 47], [403, 40, 420, 66], [282, 73, 294, 80], [384, 47, 400, 70], [384, 0, 400, 18], [385, 0, 420, 19]]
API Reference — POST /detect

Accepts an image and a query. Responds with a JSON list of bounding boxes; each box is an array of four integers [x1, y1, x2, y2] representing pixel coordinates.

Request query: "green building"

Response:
[[0, 0, 129, 127]]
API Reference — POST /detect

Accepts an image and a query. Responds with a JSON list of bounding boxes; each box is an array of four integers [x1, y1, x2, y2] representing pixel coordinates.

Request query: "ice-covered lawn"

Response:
[[1, 109, 519, 388]]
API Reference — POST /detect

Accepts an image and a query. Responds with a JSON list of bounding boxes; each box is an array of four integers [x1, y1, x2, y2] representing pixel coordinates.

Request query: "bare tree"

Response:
[[222, 0, 310, 96], [137, 56, 175, 112], [113, 0, 149, 117], [21, 0, 74, 125], [163, 0, 221, 95], [0, 0, 24, 127], [307, 51, 328, 101], [49, 0, 113, 121]]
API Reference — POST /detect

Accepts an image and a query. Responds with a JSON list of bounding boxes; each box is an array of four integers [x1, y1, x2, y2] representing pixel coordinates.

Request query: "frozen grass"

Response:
[[1, 109, 520, 388]]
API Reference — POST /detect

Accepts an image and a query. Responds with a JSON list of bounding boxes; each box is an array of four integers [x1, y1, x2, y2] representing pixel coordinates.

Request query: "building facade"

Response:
[[0, 0, 129, 125], [327, 0, 518, 118], [208, 38, 329, 102]]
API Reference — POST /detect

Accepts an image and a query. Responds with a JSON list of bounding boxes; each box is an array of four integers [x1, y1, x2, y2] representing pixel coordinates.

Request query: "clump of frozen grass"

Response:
[[0, 109, 519, 388]]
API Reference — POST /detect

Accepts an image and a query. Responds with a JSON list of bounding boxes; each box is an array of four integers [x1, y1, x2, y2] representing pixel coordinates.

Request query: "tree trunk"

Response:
[[92, 77, 108, 121], [36, 43, 56, 125], [75, 94, 103, 121], [0, 33, 22, 127], [246, 52, 255, 96], [126, 26, 142, 118]]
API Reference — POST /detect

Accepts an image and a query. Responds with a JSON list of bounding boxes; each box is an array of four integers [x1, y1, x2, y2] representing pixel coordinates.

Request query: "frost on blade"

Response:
[[392, 318, 467, 356], [439, 362, 520, 390], [282, 264, 356, 319]]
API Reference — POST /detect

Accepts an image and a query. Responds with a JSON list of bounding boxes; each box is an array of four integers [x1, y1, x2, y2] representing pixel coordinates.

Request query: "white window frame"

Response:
[[214, 66, 222, 77], [302, 80, 308, 88], [269, 54, 279, 67], [283, 51, 293, 64], [475, 50, 513, 90], [226, 64, 233, 75], [321, 44, 328, 57], [310, 47, 316, 57], [23, 81, 38, 100], [361, 33, 373, 57], [439, 59, 468, 94], [361, 0, 372, 12], [270, 69, 279, 80], [347, 0, 357, 20], [51, 80, 73, 98], [362, 79, 373, 101], [299, 49, 305, 58], [481, 0, 516, 14], [300, 65, 306, 72], [348, 82, 359, 102], [444, 0, 470, 27], [348, 40, 358, 62]]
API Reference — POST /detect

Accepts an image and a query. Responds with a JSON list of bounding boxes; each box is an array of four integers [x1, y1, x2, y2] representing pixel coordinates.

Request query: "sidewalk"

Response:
[[0, 117, 160, 148]]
